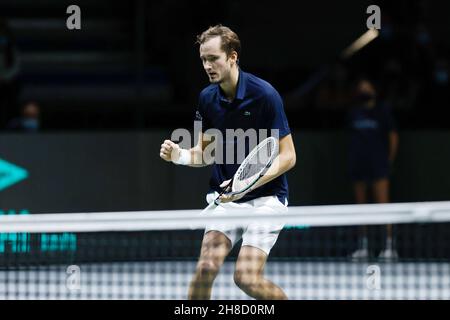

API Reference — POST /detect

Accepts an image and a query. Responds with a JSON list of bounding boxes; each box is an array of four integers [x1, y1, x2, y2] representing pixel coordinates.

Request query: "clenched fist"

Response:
[[160, 140, 180, 163]]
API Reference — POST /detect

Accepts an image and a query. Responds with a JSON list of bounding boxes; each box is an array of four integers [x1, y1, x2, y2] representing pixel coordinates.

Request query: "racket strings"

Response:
[[235, 139, 276, 189]]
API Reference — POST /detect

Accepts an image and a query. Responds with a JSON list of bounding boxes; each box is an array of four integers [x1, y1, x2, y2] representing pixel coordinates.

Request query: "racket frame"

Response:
[[203, 137, 279, 210]]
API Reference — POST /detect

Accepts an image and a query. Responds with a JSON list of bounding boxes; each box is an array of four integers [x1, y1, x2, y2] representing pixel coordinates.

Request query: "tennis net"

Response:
[[1, 201, 450, 300]]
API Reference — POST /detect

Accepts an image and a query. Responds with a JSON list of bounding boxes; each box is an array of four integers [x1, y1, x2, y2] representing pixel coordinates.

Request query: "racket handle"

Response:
[[201, 198, 219, 214], [201, 185, 228, 214], [213, 195, 221, 206]]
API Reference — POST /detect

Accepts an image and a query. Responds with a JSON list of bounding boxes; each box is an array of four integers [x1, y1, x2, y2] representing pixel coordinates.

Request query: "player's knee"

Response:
[[233, 270, 260, 290], [196, 260, 220, 278]]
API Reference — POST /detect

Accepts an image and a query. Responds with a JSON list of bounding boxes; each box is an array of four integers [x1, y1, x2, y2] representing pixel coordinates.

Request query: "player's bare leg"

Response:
[[188, 231, 232, 300], [234, 246, 287, 300]]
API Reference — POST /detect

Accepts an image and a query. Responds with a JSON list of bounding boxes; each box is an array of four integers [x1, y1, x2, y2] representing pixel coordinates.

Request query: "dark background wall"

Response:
[[1, 131, 449, 214], [2, 0, 449, 130]]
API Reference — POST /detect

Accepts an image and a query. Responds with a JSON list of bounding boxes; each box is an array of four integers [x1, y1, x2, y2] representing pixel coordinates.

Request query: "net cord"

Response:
[[0, 201, 450, 233]]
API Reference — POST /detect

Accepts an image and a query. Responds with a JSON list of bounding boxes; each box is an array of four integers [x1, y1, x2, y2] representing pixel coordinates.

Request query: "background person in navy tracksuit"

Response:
[[348, 78, 399, 261]]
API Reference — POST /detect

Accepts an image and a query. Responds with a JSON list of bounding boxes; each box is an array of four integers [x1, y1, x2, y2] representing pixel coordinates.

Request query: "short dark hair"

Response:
[[196, 24, 241, 58]]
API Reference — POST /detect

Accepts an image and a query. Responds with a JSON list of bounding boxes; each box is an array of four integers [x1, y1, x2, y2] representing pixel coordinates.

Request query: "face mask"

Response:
[[380, 25, 393, 40], [22, 118, 40, 131], [435, 70, 448, 85], [416, 31, 431, 46]]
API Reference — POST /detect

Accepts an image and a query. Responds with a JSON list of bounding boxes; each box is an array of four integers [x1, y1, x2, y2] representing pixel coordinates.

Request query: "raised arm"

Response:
[[160, 131, 214, 167]]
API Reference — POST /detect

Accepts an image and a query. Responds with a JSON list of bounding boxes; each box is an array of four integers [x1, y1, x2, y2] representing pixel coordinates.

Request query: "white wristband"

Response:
[[173, 148, 191, 165]]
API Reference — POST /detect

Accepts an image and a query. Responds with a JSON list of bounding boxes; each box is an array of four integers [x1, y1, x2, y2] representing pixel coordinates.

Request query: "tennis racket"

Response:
[[202, 136, 279, 212]]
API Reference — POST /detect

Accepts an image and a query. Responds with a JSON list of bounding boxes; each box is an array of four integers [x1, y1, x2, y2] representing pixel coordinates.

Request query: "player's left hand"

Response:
[[219, 192, 246, 203], [218, 179, 247, 203]]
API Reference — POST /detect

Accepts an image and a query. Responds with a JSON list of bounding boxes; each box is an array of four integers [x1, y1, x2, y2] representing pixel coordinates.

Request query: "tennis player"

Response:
[[159, 25, 296, 300]]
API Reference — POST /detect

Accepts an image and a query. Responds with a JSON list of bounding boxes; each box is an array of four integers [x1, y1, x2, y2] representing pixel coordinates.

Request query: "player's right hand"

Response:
[[160, 140, 180, 163]]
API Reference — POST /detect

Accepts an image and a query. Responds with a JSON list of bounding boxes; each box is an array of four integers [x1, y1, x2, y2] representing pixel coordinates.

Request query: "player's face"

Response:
[[199, 37, 234, 84]]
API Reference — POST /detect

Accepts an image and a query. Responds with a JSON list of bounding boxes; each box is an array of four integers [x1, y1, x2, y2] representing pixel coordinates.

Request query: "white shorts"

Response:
[[204, 192, 288, 255]]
